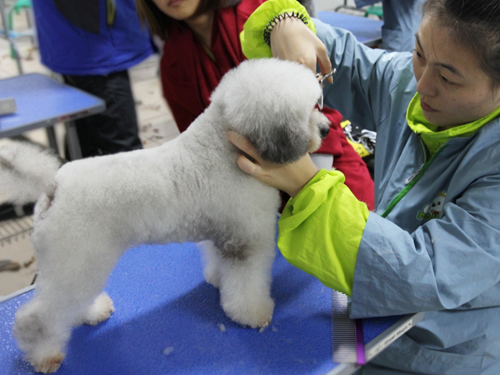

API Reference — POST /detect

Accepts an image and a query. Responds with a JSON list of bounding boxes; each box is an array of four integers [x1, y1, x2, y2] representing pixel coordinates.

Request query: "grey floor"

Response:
[[0, 0, 365, 296]]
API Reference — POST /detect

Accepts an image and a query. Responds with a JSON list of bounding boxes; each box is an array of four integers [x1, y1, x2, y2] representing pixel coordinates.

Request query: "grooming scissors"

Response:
[[316, 68, 336, 110]]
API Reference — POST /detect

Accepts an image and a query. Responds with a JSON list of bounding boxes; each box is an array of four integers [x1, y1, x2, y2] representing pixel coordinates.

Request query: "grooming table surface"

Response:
[[0, 243, 420, 374], [318, 11, 383, 46], [0, 73, 105, 137]]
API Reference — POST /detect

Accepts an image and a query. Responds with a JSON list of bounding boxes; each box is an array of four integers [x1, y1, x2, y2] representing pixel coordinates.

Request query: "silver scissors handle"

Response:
[[317, 68, 336, 86], [316, 68, 336, 110]]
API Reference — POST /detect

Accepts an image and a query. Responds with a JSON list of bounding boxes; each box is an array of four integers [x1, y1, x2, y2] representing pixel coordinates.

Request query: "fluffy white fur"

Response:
[[0, 59, 330, 373]]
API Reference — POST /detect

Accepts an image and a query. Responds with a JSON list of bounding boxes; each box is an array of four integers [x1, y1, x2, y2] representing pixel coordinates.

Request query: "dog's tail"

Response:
[[0, 139, 62, 205]]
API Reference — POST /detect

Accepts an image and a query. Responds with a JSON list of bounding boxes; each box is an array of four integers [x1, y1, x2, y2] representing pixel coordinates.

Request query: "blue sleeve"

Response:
[[351, 171, 500, 319], [313, 18, 416, 133]]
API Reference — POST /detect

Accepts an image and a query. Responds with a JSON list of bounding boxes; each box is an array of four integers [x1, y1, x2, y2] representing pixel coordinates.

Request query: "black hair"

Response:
[[423, 0, 500, 88]]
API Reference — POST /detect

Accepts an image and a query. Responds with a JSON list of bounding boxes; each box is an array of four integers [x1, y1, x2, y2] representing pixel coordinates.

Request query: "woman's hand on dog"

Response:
[[270, 16, 333, 84], [227, 131, 320, 197]]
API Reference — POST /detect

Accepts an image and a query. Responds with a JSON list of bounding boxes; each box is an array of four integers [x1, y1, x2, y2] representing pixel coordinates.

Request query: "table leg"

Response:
[[45, 126, 58, 152], [65, 121, 82, 160]]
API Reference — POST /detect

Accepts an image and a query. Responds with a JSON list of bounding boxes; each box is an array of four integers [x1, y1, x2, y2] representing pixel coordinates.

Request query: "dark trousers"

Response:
[[63, 70, 143, 159]]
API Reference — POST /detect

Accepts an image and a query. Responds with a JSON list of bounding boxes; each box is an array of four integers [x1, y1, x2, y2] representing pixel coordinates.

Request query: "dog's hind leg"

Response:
[[81, 292, 115, 326], [14, 269, 118, 373], [14, 228, 122, 373], [13, 297, 68, 374], [216, 237, 276, 329], [15, 292, 114, 374]]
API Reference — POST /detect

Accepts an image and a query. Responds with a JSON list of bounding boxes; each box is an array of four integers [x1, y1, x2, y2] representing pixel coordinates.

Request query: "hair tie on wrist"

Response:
[[263, 12, 309, 46]]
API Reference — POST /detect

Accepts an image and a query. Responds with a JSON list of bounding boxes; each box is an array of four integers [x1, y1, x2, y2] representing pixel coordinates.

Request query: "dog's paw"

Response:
[[30, 352, 65, 374], [81, 292, 115, 326], [222, 295, 275, 329]]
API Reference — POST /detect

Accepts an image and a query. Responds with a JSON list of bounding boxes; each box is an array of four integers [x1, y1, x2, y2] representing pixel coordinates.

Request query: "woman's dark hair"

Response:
[[136, 0, 222, 40], [423, 0, 500, 88]]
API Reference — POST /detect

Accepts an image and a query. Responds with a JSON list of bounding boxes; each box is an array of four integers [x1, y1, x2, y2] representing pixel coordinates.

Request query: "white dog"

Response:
[[0, 58, 330, 373]]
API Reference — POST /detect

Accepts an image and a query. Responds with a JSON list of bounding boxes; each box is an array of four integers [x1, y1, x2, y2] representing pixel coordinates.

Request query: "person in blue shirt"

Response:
[[229, 0, 500, 373], [32, 0, 154, 158]]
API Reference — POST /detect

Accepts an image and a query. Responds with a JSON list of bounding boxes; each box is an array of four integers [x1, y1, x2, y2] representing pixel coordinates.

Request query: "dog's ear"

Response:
[[245, 121, 310, 164], [213, 97, 310, 164]]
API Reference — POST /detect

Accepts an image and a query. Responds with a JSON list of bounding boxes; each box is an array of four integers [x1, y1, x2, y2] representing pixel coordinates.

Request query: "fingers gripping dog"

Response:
[[0, 58, 330, 373]]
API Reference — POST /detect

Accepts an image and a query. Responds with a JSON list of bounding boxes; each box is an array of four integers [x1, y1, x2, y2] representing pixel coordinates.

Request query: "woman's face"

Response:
[[152, 0, 202, 21], [413, 14, 500, 128]]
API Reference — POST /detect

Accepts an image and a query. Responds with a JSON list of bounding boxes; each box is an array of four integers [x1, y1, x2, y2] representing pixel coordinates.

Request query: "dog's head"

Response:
[[210, 58, 330, 164]]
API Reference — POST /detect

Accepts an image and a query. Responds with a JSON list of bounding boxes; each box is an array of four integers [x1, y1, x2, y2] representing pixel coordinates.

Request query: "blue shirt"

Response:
[[32, 0, 153, 75]]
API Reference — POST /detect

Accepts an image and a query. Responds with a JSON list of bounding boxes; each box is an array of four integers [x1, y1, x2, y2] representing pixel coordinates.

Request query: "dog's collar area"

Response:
[[316, 69, 336, 110]]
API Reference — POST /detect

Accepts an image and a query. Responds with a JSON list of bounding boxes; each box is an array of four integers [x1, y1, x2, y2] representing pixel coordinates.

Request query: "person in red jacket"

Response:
[[136, 0, 374, 209]]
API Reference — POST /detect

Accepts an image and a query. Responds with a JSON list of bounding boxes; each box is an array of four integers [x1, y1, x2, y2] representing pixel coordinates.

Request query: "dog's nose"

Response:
[[320, 127, 330, 139]]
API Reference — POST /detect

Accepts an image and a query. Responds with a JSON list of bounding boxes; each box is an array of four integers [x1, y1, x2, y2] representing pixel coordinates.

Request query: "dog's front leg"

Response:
[[199, 241, 222, 288], [216, 239, 276, 329]]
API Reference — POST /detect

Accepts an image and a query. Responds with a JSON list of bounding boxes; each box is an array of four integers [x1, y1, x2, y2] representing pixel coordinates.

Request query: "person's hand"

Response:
[[270, 16, 333, 83], [227, 130, 320, 197]]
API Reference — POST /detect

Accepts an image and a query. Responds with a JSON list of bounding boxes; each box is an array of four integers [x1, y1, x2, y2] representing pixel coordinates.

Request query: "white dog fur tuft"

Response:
[[3, 59, 330, 373], [0, 139, 61, 205]]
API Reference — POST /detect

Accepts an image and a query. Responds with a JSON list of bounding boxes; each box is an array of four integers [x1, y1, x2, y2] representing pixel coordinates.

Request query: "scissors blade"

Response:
[[320, 68, 336, 86], [317, 90, 324, 110]]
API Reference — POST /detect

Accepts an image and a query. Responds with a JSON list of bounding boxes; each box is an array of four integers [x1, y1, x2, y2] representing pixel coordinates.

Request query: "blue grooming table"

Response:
[[318, 11, 383, 47], [0, 73, 105, 159], [0, 243, 423, 374]]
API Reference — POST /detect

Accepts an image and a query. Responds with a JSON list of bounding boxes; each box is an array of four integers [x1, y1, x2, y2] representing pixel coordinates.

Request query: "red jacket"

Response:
[[317, 108, 374, 210], [160, 0, 374, 210], [161, 0, 261, 132]]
